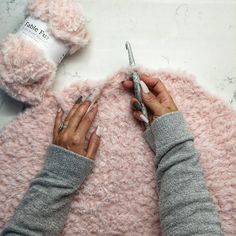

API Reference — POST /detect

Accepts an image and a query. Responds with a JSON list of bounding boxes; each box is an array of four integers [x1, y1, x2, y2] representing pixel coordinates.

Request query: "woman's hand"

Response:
[[122, 74, 178, 125], [52, 95, 101, 160]]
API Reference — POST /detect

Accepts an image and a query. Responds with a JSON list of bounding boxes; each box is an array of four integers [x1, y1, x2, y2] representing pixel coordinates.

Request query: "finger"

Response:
[[63, 96, 83, 127], [140, 74, 170, 97], [86, 127, 101, 159], [148, 111, 154, 124], [141, 75, 178, 112], [53, 108, 64, 141], [121, 80, 133, 90], [67, 101, 91, 132], [139, 81, 163, 116], [130, 97, 142, 111], [140, 121, 145, 131], [123, 76, 171, 107], [131, 99, 149, 130], [76, 103, 98, 137]]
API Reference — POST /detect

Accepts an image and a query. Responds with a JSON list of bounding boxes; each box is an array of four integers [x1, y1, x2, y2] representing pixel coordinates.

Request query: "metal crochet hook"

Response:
[[125, 42, 149, 128]]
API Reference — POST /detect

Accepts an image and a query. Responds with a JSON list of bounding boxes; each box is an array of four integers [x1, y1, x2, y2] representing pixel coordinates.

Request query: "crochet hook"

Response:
[[125, 42, 149, 128]]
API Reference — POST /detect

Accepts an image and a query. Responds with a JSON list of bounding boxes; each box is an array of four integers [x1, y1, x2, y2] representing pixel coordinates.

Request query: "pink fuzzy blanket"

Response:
[[0, 68, 235, 235]]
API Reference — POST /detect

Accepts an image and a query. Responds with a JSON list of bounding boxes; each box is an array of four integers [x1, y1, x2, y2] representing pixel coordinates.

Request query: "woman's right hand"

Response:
[[122, 74, 178, 125]]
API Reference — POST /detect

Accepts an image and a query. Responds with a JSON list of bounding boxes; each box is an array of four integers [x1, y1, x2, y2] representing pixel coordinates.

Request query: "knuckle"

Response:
[[72, 135, 84, 145], [76, 105, 87, 116], [71, 136, 79, 145], [94, 137, 100, 145], [59, 134, 68, 144], [82, 101, 90, 109], [144, 94, 155, 102], [84, 113, 94, 123], [87, 114, 94, 123]]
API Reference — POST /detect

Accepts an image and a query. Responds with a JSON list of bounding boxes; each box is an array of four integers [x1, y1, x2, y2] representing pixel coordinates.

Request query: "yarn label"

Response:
[[16, 16, 69, 64]]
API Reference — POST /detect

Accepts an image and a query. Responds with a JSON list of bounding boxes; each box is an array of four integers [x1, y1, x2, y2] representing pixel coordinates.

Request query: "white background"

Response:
[[0, 0, 235, 130]]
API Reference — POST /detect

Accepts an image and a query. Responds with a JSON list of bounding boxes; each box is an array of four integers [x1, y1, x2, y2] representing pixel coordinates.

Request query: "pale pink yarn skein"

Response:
[[0, 0, 89, 105]]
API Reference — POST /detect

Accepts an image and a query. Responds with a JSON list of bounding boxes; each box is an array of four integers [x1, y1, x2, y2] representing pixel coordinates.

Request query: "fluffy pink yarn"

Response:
[[26, 0, 89, 53], [0, 0, 89, 105], [0, 68, 235, 235]]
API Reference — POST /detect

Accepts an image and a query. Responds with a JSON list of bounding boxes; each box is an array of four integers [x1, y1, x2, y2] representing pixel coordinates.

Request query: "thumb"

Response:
[[140, 81, 163, 116]]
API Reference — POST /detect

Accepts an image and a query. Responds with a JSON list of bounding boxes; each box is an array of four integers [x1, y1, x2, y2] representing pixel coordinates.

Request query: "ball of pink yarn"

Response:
[[0, 0, 89, 105]]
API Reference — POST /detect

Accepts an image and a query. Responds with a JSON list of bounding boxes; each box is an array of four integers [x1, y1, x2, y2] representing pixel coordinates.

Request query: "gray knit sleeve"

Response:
[[1, 144, 94, 236], [143, 111, 223, 236]]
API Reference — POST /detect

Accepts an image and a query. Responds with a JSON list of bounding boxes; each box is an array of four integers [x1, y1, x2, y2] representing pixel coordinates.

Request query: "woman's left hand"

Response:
[[52, 96, 101, 160]]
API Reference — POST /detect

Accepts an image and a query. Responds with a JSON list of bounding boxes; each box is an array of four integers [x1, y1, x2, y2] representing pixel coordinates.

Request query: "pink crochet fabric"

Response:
[[0, 68, 235, 235], [0, 0, 89, 105]]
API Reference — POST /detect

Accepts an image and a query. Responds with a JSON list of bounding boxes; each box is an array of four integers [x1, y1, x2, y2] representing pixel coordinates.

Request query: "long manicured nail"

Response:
[[132, 102, 142, 111], [96, 126, 103, 137], [91, 101, 98, 111], [140, 114, 149, 124], [140, 81, 149, 93], [87, 101, 98, 113], [85, 88, 100, 102], [57, 107, 62, 113], [85, 93, 93, 102], [75, 95, 83, 104]]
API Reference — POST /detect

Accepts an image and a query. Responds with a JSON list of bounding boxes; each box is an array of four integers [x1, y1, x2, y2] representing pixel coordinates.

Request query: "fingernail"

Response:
[[140, 81, 149, 93], [132, 102, 142, 111], [140, 114, 149, 124], [96, 126, 103, 137], [91, 101, 98, 110], [85, 93, 93, 102], [75, 95, 83, 104], [57, 107, 62, 113], [87, 101, 98, 113], [85, 88, 100, 102]]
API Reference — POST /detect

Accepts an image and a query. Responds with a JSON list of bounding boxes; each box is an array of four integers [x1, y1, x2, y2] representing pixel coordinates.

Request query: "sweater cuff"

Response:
[[44, 144, 94, 186], [143, 125, 156, 152], [143, 111, 194, 164]]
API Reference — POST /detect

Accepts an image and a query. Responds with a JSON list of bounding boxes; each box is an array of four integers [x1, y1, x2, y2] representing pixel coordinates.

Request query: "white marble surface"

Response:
[[0, 0, 236, 130]]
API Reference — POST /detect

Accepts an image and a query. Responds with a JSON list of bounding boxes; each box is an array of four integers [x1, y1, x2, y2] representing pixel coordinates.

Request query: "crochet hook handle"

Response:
[[125, 42, 149, 128]]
